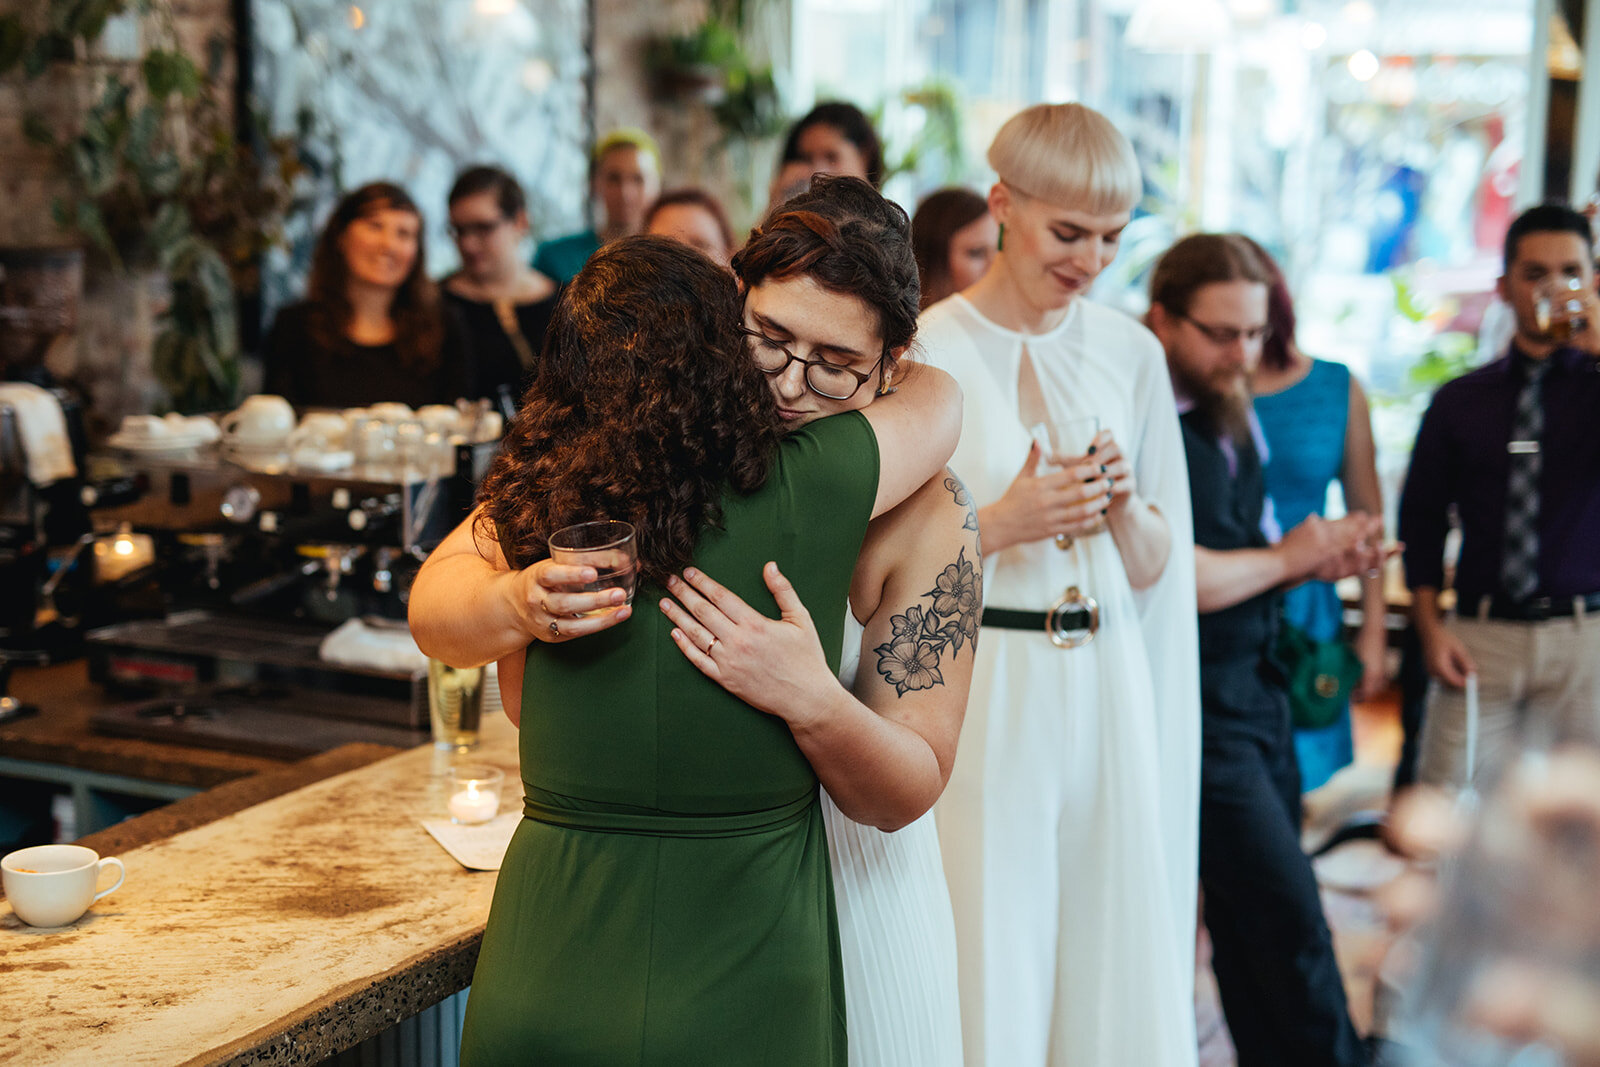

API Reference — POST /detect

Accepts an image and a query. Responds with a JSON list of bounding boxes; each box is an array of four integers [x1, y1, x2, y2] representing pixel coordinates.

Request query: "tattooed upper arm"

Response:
[[872, 542, 984, 698], [944, 475, 980, 532]]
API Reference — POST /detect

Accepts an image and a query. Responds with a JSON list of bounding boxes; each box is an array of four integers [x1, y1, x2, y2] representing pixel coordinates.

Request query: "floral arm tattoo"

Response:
[[945, 476, 979, 531], [873, 545, 983, 697]]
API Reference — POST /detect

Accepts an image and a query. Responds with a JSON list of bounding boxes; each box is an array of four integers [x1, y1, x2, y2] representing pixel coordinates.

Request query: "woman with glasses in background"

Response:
[[442, 166, 559, 414]]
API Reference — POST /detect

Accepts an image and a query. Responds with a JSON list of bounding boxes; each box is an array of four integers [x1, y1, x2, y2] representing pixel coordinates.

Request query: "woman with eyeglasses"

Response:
[[409, 225, 962, 1064], [914, 103, 1202, 1066], [441, 166, 560, 414], [658, 175, 974, 1067], [264, 182, 471, 408]]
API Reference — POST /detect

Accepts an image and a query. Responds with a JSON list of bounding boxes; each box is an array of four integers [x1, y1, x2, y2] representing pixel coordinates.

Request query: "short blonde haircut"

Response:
[[987, 103, 1141, 216]]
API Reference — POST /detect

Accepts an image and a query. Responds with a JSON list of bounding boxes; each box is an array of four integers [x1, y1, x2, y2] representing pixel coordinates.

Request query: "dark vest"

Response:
[[1181, 410, 1280, 664]]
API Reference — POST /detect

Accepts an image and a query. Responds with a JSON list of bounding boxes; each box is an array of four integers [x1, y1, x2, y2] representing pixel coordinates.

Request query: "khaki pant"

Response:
[[1417, 610, 1600, 789]]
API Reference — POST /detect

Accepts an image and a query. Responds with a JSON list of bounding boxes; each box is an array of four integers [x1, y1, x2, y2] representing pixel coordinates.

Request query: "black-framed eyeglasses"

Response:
[[740, 326, 887, 401], [447, 218, 509, 241], [1181, 314, 1273, 346]]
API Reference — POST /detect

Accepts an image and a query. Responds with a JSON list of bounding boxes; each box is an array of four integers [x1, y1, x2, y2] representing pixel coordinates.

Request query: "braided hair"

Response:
[[733, 175, 921, 366]]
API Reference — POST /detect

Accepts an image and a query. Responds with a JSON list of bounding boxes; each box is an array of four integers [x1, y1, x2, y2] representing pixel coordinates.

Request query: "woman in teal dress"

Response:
[[410, 235, 960, 1064], [1250, 248, 1388, 791]]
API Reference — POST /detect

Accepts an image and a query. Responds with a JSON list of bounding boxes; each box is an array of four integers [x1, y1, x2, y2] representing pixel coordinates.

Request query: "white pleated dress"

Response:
[[919, 294, 1202, 1067], [822, 613, 965, 1067]]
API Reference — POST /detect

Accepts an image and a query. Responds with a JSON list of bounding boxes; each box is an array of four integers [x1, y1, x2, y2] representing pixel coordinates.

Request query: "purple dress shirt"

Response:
[[1399, 345, 1600, 602]]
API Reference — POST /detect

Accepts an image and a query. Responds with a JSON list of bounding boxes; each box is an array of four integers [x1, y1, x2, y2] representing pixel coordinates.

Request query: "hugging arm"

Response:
[[859, 363, 963, 518], [408, 505, 632, 724], [660, 473, 981, 830]]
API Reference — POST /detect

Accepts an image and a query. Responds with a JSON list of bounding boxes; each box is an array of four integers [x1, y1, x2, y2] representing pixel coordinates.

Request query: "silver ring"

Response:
[[549, 620, 560, 637]]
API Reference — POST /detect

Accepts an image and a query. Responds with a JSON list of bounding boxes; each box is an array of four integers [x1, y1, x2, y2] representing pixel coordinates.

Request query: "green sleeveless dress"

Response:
[[460, 412, 879, 1066]]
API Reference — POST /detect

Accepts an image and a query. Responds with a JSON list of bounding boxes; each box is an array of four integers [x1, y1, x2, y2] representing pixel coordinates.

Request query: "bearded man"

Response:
[[1147, 233, 1384, 1067]]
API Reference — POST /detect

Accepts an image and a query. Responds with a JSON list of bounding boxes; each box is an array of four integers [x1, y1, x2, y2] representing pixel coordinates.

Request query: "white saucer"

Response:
[[107, 431, 213, 452]]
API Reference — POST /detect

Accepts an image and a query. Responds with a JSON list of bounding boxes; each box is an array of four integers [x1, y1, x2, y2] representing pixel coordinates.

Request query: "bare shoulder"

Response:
[[853, 468, 983, 621], [863, 468, 980, 557]]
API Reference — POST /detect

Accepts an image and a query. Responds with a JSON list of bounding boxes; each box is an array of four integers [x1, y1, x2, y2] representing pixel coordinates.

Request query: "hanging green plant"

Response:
[[0, 0, 299, 413]]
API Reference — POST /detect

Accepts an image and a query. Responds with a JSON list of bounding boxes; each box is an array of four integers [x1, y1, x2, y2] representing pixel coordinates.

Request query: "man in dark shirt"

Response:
[[1400, 203, 1600, 787], [1149, 234, 1385, 1067]]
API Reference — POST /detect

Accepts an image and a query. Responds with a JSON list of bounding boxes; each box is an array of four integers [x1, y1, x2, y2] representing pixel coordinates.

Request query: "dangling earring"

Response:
[[997, 223, 1005, 252]]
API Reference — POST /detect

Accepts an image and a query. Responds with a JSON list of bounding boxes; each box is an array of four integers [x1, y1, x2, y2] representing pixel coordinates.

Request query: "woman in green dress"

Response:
[[410, 234, 960, 1064]]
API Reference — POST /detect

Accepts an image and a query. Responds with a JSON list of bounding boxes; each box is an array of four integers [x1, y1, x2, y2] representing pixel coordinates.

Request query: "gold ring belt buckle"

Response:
[[1046, 586, 1100, 649]]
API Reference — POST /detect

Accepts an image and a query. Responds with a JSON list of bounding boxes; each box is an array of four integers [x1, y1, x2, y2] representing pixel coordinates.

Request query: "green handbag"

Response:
[[1273, 621, 1364, 730]]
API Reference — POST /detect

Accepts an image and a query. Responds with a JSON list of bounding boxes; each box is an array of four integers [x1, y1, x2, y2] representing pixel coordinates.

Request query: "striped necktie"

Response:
[[1499, 355, 1551, 603]]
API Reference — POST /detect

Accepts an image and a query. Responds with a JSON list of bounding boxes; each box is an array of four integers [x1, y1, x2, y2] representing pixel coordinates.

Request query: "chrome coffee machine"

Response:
[[76, 403, 500, 757]]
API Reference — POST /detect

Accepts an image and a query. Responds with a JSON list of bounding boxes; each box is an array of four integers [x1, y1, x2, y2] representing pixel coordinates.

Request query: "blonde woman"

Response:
[[917, 104, 1201, 1065]]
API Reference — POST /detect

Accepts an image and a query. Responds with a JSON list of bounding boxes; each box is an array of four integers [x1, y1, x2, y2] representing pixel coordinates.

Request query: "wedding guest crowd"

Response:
[[254, 88, 1599, 1067]]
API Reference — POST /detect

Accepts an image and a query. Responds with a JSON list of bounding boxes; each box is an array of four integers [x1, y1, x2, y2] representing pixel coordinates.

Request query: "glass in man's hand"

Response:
[[1533, 275, 1589, 343], [548, 520, 639, 614]]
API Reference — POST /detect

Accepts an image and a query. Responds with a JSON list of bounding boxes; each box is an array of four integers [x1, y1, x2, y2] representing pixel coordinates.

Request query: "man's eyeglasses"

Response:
[[1181, 314, 1273, 346], [741, 326, 887, 401], [447, 218, 509, 241]]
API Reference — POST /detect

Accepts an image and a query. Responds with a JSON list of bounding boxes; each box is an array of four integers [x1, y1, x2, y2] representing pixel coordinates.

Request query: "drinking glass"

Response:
[[428, 657, 484, 751], [547, 520, 639, 611], [1028, 415, 1104, 548], [1533, 275, 1589, 343]]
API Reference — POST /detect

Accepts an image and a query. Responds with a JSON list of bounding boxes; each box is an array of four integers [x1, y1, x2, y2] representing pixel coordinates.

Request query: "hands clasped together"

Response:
[[987, 430, 1136, 551]]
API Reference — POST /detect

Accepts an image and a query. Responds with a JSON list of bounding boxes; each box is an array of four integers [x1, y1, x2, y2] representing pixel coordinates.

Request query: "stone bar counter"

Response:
[[0, 713, 519, 1065]]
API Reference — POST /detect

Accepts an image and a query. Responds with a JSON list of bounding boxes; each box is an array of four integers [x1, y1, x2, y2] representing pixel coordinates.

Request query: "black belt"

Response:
[[1462, 592, 1600, 622], [981, 586, 1101, 648]]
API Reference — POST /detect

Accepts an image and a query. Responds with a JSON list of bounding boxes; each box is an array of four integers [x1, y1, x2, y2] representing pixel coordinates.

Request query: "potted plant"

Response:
[[0, 0, 299, 414]]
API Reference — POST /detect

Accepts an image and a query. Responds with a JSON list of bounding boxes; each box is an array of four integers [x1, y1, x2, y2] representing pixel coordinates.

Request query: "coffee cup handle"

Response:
[[93, 857, 125, 902], [220, 412, 241, 436]]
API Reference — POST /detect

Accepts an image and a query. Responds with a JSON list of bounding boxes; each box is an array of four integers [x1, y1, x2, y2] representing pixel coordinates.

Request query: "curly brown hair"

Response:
[[735, 175, 920, 377], [306, 182, 444, 373], [476, 236, 779, 583]]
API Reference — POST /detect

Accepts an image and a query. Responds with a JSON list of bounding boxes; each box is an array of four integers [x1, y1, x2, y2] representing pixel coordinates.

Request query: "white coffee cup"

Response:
[[289, 411, 349, 450], [119, 414, 169, 440], [221, 395, 295, 444], [416, 405, 461, 435], [367, 402, 414, 423], [2, 844, 126, 928]]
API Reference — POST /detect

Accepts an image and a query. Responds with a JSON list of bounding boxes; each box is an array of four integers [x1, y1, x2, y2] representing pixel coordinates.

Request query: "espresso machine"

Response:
[[74, 420, 499, 758]]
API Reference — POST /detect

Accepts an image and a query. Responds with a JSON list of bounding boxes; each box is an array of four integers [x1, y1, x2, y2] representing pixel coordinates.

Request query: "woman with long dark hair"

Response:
[[911, 187, 998, 309], [263, 182, 469, 408], [409, 231, 960, 1064]]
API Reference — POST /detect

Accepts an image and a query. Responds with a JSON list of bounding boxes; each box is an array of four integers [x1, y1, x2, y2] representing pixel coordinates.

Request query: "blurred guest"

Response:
[[1149, 232, 1385, 1067], [442, 166, 558, 414], [779, 102, 884, 189], [1400, 203, 1600, 788], [264, 182, 469, 409], [532, 129, 661, 284], [1245, 238, 1389, 792], [766, 158, 816, 217], [911, 188, 997, 310], [644, 188, 737, 269], [918, 103, 1200, 1067]]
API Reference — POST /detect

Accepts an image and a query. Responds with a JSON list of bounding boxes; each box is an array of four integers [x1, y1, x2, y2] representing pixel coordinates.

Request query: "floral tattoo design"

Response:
[[874, 546, 982, 696], [945, 476, 979, 531]]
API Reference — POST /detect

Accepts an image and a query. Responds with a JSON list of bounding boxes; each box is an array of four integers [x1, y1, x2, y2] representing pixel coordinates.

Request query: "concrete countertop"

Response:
[[0, 715, 520, 1066]]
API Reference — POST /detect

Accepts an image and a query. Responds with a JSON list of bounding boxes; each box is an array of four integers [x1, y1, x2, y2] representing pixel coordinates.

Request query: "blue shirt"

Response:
[[1399, 346, 1600, 602], [531, 230, 601, 285]]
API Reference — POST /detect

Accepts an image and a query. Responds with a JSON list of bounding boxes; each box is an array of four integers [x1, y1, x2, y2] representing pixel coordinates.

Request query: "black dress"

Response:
[[442, 288, 558, 412], [261, 302, 473, 409]]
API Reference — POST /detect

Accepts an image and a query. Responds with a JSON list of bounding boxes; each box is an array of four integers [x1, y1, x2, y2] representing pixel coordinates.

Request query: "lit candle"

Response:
[[448, 783, 498, 824]]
